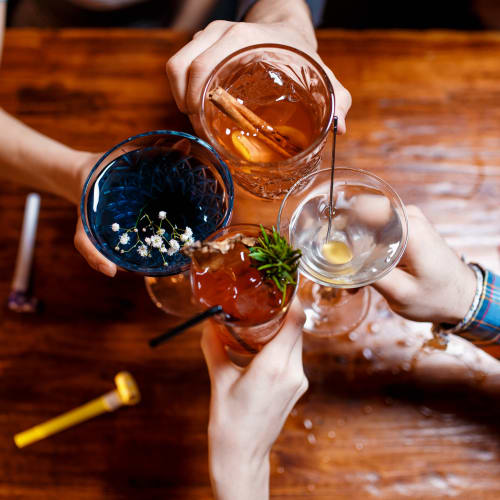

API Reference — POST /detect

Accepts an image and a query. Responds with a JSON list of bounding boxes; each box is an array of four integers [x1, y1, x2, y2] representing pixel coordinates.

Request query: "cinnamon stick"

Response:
[[208, 87, 302, 159]]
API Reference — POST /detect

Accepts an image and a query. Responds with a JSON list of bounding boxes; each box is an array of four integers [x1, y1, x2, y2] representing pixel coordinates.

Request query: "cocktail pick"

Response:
[[14, 372, 140, 449], [326, 116, 339, 243], [8, 193, 41, 313], [149, 305, 224, 348]]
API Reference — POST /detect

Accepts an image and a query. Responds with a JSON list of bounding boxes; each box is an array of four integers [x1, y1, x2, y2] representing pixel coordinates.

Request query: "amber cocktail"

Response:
[[186, 224, 300, 354], [200, 44, 334, 199]]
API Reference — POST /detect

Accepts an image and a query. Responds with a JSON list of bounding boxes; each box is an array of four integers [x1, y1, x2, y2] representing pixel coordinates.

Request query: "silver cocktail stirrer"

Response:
[[326, 116, 338, 242]]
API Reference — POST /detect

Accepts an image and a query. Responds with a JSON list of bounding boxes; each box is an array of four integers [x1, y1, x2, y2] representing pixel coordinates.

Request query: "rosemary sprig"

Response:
[[248, 225, 302, 305]]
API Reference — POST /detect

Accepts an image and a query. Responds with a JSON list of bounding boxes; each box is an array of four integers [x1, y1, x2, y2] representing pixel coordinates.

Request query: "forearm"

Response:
[[210, 454, 270, 500], [244, 0, 317, 50], [209, 432, 270, 500], [0, 109, 90, 204], [171, 0, 218, 32]]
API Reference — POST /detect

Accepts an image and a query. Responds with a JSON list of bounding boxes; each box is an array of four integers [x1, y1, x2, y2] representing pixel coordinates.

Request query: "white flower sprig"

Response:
[[111, 209, 195, 267]]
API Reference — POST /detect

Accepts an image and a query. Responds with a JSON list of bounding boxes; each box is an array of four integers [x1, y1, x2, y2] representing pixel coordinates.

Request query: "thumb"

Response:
[[251, 298, 305, 367], [201, 320, 239, 386]]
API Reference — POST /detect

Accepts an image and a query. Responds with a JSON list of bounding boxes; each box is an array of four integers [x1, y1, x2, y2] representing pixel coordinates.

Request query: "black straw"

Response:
[[326, 116, 338, 242], [149, 305, 223, 348]]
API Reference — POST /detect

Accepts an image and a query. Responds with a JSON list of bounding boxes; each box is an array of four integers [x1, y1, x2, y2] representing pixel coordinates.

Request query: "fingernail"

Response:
[[98, 263, 116, 277]]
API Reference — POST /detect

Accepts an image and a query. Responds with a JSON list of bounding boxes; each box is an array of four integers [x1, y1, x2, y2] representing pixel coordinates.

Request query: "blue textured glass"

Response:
[[81, 131, 234, 276]]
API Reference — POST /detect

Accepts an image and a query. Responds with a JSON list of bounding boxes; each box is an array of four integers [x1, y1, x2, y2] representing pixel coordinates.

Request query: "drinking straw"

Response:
[[14, 372, 140, 448], [326, 116, 338, 242], [149, 305, 224, 348]]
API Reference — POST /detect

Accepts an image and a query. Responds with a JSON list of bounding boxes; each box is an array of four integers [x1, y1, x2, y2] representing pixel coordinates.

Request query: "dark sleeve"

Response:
[[237, 0, 326, 27]]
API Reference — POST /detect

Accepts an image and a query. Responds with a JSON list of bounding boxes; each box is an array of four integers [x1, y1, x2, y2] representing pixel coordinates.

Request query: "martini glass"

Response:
[[277, 167, 408, 336], [81, 130, 233, 316]]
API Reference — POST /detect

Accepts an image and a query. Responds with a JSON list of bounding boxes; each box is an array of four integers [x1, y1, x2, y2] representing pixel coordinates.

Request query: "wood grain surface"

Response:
[[0, 29, 499, 499]]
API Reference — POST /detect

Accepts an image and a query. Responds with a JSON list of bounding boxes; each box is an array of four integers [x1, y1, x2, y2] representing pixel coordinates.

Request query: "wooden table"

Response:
[[1, 29, 500, 499]]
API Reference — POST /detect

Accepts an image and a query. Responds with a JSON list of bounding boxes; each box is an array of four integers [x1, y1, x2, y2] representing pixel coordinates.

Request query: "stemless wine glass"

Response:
[[278, 167, 408, 336], [200, 43, 334, 200], [81, 130, 234, 316], [189, 224, 298, 355]]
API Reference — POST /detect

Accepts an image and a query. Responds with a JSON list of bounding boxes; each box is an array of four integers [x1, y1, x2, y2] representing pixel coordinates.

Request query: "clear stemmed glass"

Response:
[[277, 167, 408, 336], [80, 130, 234, 317]]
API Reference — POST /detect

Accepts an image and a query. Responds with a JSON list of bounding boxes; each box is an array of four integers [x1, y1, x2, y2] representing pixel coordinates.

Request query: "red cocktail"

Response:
[[186, 224, 300, 354]]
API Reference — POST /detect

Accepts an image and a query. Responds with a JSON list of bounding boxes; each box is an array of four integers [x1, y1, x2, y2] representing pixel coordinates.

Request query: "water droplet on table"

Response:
[[362, 348, 373, 360], [307, 433, 317, 445]]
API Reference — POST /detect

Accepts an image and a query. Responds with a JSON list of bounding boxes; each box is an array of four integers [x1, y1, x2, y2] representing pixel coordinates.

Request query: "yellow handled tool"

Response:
[[14, 372, 140, 449]]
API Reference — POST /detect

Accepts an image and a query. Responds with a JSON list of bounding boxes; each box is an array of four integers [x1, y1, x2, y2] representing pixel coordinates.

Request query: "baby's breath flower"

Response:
[[180, 226, 193, 242], [150, 235, 163, 248], [169, 239, 180, 252], [137, 244, 148, 257], [112, 207, 186, 269], [119, 233, 130, 245]]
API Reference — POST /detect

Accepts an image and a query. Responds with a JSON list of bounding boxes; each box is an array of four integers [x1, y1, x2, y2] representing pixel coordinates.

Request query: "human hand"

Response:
[[72, 151, 118, 277], [372, 205, 477, 325], [201, 299, 307, 500], [166, 20, 351, 136]]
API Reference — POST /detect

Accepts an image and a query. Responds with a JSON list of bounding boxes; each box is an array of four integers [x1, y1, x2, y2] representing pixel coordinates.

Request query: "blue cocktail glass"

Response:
[[81, 130, 234, 276], [81, 131, 234, 317]]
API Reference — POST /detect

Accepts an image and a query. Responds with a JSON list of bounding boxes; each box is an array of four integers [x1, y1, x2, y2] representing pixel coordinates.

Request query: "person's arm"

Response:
[[171, 0, 218, 32], [0, 110, 116, 276], [0, 110, 91, 203], [0, 6, 116, 276], [243, 0, 317, 49], [238, 0, 326, 29], [166, 0, 351, 135], [372, 205, 500, 343], [201, 300, 308, 500]]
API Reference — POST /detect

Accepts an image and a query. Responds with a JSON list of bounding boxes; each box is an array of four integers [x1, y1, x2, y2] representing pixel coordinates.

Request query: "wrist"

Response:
[[447, 262, 478, 324], [208, 421, 270, 499], [209, 446, 270, 500], [49, 148, 93, 205], [435, 262, 481, 330], [66, 150, 100, 205], [245, 0, 317, 50]]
